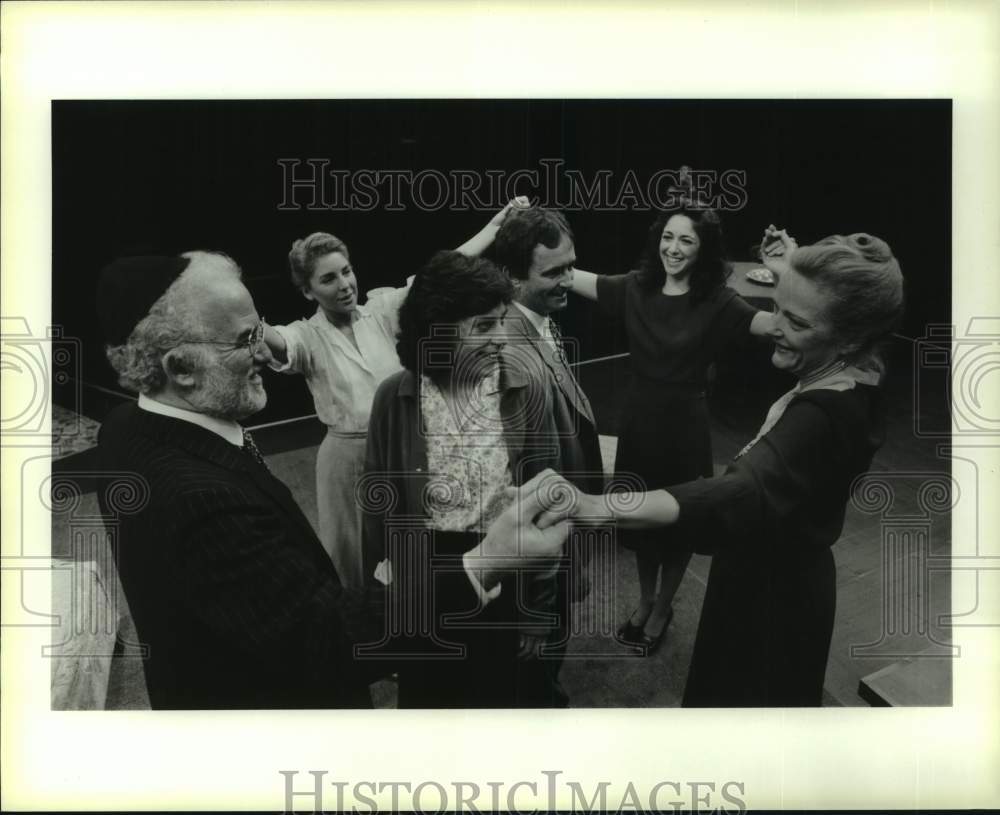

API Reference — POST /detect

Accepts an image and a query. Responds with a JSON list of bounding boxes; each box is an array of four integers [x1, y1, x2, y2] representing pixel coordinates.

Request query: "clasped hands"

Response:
[[759, 224, 799, 276], [463, 469, 604, 594], [466, 469, 601, 659]]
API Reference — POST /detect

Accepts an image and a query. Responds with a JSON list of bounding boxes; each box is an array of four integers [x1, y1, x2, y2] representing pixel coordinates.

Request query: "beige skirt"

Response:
[[316, 429, 367, 589]]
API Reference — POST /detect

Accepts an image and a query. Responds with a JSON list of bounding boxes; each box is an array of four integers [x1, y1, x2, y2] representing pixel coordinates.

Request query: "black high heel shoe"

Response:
[[616, 606, 652, 645], [637, 606, 674, 655], [616, 619, 642, 645]]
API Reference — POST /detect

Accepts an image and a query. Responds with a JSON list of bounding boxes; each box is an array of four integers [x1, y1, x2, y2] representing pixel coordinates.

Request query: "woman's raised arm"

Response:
[[748, 224, 799, 336], [455, 196, 531, 257], [262, 323, 288, 365], [568, 268, 599, 301]]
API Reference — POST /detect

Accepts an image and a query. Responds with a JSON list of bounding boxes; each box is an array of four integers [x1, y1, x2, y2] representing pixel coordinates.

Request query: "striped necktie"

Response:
[[241, 428, 270, 472], [546, 317, 595, 425], [547, 318, 567, 362]]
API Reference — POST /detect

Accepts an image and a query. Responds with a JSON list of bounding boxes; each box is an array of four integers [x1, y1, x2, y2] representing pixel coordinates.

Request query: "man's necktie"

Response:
[[546, 317, 595, 425], [241, 428, 270, 472], [547, 318, 567, 363]]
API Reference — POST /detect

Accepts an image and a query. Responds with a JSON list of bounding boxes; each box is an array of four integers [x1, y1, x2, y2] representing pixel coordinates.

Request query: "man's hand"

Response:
[[463, 470, 571, 589]]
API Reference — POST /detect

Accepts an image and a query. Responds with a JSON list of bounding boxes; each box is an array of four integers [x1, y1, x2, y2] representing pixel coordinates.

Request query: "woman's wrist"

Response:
[[462, 541, 505, 591], [605, 489, 680, 529], [574, 491, 617, 524]]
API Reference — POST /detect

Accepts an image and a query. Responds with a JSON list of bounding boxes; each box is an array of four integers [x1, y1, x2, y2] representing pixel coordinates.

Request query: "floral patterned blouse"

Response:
[[420, 364, 513, 533]]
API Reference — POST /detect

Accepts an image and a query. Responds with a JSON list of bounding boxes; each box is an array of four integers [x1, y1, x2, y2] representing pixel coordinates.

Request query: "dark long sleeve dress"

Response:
[[595, 271, 757, 558], [670, 384, 886, 706]]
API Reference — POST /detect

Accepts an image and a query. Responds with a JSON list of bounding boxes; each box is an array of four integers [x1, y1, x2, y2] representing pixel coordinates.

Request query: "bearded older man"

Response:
[[95, 250, 569, 709]]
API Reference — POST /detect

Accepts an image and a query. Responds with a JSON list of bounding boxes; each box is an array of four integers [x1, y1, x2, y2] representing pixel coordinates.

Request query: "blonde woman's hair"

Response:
[[287, 232, 350, 289], [790, 233, 904, 371]]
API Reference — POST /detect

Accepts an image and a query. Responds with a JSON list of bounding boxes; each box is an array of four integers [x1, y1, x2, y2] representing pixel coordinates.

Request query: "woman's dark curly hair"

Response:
[[396, 250, 514, 382], [636, 205, 731, 303]]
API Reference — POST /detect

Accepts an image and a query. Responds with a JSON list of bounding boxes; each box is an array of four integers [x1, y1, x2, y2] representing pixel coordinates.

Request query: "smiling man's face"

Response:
[[515, 231, 576, 316]]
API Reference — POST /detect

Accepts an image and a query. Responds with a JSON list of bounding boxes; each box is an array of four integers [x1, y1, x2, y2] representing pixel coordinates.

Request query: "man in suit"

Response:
[[95, 250, 570, 709], [492, 207, 606, 705]]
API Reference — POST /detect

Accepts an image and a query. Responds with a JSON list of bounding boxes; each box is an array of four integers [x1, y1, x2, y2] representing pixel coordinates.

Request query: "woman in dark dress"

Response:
[[570, 205, 773, 651], [554, 230, 904, 705]]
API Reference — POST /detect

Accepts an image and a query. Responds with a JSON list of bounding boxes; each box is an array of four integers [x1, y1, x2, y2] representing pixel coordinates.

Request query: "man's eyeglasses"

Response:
[[171, 318, 266, 358]]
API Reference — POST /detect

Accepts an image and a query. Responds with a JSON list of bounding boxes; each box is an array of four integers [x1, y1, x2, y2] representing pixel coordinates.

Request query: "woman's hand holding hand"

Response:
[[470, 470, 573, 588], [760, 224, 798, 276], [506, 469, 611, 529]]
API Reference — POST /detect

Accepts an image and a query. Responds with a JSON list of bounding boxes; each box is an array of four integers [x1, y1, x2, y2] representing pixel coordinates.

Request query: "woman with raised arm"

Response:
[[570, 202, 773, 652], [555, 230, 904, 705], [262, 199, 527, 588]]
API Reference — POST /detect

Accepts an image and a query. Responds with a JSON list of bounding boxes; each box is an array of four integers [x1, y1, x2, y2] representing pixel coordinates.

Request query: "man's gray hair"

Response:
[[104, 251, 239, 394]]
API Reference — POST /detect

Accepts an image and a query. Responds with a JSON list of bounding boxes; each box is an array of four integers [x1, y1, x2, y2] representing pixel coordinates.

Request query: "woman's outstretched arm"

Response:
[[568, 268, 599, 301], [262, 323, 288, 365], [528, 470, 681, 530], [455, 196, 531, 256]]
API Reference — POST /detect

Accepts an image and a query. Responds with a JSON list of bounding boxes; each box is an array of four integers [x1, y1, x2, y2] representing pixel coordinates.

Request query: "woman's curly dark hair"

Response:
[[636, 206, 731, 303], [396, 250, 514, 382]]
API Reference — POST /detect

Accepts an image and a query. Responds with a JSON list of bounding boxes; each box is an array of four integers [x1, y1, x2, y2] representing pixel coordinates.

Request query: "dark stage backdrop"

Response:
[[53, 99, 950, 425]]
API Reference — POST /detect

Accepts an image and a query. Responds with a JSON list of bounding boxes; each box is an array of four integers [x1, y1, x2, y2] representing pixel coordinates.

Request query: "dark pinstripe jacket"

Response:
[[96, 402, 371, 709]]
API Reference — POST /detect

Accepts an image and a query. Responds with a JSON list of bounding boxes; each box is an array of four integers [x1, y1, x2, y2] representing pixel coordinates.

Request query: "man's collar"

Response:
[[137, 393, 245, 447], [512, 301, 548, 334]]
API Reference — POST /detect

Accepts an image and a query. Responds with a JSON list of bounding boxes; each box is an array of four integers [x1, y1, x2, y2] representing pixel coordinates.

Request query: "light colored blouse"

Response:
[[270, 283, 409, 434], [420, 364, 513, 533]]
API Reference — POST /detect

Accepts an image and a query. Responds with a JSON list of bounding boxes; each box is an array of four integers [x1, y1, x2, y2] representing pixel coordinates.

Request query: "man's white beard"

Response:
[[187, 360, 267, 421]]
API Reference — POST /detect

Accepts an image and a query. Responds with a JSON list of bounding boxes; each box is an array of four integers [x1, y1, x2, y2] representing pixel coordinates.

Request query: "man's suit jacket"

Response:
[[502, 310, 605, 608], [96, 402, 371, 709], [502, 310, 605, 493]]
